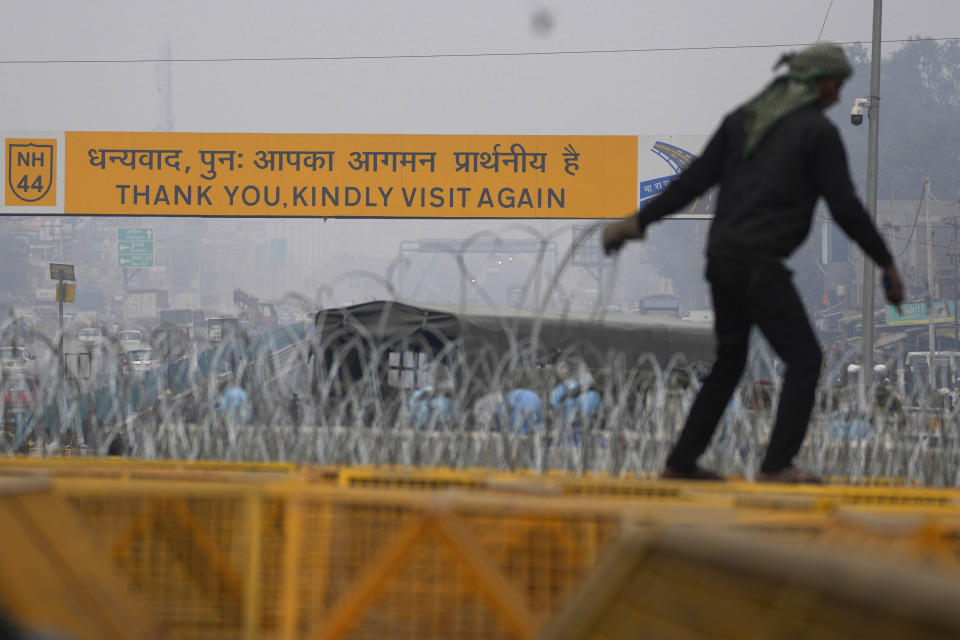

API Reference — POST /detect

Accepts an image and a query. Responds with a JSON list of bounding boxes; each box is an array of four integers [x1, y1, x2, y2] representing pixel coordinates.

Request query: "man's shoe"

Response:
[[661, 466, 725, 481], [756, 467, 823, 484]]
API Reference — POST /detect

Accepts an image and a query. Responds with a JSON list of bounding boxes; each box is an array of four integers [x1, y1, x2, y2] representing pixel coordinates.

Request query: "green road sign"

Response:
[[118, 254, 154, 268], [118, 228, 154, 243], [118, 227, 154, 268], [118, 240, 154, 254]]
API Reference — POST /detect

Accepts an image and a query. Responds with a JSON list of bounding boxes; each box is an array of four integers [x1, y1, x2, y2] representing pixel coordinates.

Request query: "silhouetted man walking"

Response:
[[603, 43, 904, 483]]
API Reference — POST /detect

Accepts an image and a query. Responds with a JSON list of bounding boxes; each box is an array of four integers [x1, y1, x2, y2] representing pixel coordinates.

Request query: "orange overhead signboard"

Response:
[[62, 132, 637, 218]]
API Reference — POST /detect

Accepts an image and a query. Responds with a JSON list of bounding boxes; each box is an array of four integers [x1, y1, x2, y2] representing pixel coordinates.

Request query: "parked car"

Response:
[[0, 346, 36, 374], [117, 329, 143, 352], [78, 327, 104, 348], [1, 374, 37, 430], [121, 348, 159, 376]]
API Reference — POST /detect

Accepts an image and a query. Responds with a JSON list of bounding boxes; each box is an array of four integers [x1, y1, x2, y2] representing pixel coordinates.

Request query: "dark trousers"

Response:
[[665, 259, 823, 473]]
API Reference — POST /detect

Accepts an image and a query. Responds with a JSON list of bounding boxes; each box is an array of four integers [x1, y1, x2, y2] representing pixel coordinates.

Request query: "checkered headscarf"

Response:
[[742, 43, 853, 157]]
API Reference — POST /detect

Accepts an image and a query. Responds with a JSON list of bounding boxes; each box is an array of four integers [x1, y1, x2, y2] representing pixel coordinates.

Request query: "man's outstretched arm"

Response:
[[603, 117, 728, 255], [813, 124, 904, 305]]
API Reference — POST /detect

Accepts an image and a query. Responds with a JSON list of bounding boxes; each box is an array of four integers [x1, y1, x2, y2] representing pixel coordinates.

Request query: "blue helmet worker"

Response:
[[408, 384, 456, 430], [215, 380, 252, 425], [549, 370, 601, 425]]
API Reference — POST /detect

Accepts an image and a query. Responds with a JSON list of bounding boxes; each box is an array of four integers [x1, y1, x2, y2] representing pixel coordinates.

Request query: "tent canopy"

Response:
[[314, 300, 715, 372]]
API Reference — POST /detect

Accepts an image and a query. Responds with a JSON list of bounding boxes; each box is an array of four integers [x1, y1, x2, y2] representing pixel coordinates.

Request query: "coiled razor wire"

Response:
[[0, 223, 957, 486]]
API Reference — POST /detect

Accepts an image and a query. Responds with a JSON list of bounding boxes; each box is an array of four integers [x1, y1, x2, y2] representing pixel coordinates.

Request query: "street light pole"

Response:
[[58, 276, 64, 398], [861, 0, 882, 396], [924, 178, 936, 391]]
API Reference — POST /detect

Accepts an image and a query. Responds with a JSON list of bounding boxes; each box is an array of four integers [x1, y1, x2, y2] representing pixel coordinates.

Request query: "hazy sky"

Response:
[[3, 1, 958, 136], [3, 1, 959, 307]]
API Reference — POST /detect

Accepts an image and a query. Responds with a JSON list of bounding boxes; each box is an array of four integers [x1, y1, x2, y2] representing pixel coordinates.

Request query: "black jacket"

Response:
[[635, 104, 893, 268]]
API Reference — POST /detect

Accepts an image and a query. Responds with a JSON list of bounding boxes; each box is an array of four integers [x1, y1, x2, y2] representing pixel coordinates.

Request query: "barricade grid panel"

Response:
[[258, 496, 288, 636], [347, 528, 515, 640], [297, 499, 427, 633], [68, 494, 250, 640], [295, 498, 332, 636], [456, 511, 620, 621], [332, 502, 423, 610]]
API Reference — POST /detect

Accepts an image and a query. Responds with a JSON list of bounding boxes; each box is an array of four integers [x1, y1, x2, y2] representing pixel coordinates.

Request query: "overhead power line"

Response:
[[816, 0, 836, 43], [815, 214, 955, 254], [896, 186, 926, 258], [0, 36, 957, 65]]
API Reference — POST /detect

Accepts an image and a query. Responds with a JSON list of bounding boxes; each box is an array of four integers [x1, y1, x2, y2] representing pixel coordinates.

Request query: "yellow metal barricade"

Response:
[[55, 480, 627, 640], [5, 457, 960, 512], [2, 459, 960, 638], [0, 456, 310, 481], [542, 525, 960, 640], [0, 477, 159, 640]]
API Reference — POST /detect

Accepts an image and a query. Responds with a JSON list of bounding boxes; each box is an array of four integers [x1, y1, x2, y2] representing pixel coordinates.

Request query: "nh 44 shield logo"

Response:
[[6, 139, 57, 206]]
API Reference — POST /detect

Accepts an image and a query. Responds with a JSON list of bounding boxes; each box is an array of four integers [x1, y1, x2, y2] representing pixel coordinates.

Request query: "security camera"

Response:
[[850, 98, 871, 126], [850, 104, 864, 126]]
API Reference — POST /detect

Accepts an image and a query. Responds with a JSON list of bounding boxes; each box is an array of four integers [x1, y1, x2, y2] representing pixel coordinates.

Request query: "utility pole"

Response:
[[49, 263, 75, 398], [58, 274, 64, 396], [861, 0, 883, 396], [945, 216, 960, 345], [924, 178, 936, 390]]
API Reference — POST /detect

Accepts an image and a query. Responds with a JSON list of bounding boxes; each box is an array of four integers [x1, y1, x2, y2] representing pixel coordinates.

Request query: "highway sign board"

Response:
[[118, 254, 154, 268], [118, 228, 153, 243], [118, 240, 154, 254], [49, 262, 75, 281], [118, 227, 154, 268]]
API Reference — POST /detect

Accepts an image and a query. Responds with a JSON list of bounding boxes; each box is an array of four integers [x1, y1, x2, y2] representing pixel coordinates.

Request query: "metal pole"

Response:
[[925, 178, 936, 390], [861, 0, 882, 396], [58, 277, 64, 397]]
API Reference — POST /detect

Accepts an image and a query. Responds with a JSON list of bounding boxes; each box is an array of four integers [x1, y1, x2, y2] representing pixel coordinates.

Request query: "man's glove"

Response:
[[602, 215, 645, 255], [882, 264, 904, 309]]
